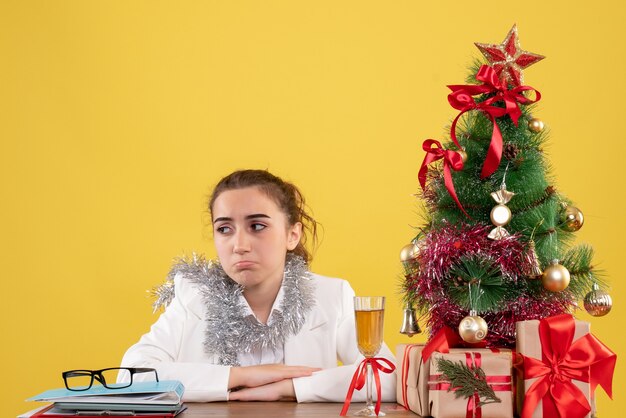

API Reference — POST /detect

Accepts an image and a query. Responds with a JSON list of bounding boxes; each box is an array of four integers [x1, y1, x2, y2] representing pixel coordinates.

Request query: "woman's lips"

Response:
[[234, 261, 256, 269]]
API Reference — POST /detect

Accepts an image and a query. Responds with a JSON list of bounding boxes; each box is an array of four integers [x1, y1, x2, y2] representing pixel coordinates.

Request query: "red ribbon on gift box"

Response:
[[400, 345, 422, 411], [429, 352, 512, 418], [521, 314, 616, 418], [340, 357, 396, 417], [447, 65, 541, 179]]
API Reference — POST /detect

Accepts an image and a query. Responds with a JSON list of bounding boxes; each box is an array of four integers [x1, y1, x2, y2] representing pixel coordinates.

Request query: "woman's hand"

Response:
[[229, 379, 296, 401], [228, 364, 320, 389]]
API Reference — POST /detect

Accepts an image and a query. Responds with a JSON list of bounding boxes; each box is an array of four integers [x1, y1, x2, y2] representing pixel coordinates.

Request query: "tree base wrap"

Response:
[[515, 314, 616, 418], [428, 349, 514, 418], [396, 344, 430, 416], [340, 357, 396, 417]]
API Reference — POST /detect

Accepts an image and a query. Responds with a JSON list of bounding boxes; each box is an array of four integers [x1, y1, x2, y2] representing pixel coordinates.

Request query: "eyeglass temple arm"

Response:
[[131, 367, 159, 382]]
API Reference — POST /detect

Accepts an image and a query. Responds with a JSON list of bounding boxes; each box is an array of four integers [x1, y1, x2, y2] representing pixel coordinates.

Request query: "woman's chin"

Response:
[[229, 270, 260, 288]]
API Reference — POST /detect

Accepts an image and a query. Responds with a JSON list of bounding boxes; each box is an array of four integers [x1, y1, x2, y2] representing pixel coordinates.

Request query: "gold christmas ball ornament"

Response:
[[562, 206, 584, 232], [458, 311, 488, 344], [542, 260, 571, 292], [584, 283, 613, 317], [457, 149, 468, 164], [400, 242, 421, 262], [528, 118, 545, 133], [490, 204, 512, 227]]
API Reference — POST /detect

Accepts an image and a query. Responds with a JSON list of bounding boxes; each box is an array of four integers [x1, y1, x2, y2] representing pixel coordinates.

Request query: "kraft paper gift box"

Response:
[[515, 316, 601, 418], [428, 349, 514, 418], [396, 344, 430, 417]]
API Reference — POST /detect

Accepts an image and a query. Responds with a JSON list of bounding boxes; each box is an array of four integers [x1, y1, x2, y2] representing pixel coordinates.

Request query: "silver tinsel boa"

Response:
[[150, 254, 316, 366]]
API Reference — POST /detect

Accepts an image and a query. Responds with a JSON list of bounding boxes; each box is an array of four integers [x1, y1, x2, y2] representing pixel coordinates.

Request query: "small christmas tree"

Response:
[[401, 25, 613, 347]]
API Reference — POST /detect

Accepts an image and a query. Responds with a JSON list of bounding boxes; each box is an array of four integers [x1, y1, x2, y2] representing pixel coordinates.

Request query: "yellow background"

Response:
[[1, 1, 624, 416]]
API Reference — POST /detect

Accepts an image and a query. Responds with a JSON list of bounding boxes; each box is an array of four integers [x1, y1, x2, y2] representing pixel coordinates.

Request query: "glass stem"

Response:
[[366, 362, 374, 410]]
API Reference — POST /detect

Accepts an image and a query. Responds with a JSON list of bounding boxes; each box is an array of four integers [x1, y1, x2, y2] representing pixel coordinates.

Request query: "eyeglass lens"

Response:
[[65, 368, 130, 390], [64, 370, 93, 391], [99, 369, 131, 388]]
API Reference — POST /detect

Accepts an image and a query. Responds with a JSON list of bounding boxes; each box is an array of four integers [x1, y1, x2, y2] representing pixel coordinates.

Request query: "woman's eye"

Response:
[[251, 223, 266, 232], [216, 226, 232, 234]]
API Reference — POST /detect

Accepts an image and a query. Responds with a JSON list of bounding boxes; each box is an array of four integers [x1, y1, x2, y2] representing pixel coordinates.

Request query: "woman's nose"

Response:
[[233, 231, 251, 254]]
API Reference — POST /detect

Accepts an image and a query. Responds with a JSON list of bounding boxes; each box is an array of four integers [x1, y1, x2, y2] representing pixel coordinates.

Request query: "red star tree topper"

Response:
[[475, 24, 545, 86]]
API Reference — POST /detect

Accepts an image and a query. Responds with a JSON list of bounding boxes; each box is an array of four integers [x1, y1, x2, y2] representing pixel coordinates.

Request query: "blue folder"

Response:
[[27, 380, 185, 406]]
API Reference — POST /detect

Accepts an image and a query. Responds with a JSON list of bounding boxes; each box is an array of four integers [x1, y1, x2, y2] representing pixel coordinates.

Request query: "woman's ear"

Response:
[[286, 222, 303, 251]]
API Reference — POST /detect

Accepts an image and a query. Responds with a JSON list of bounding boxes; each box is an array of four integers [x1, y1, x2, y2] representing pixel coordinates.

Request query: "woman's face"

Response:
[[212, 186, 302, 291]]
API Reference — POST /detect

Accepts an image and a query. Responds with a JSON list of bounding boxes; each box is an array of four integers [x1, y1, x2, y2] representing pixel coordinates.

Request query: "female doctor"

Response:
[[118, 169, 396, 402]]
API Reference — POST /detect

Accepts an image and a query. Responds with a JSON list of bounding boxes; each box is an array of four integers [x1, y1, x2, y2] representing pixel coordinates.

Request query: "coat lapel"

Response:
[[284, 304, 334, 367]]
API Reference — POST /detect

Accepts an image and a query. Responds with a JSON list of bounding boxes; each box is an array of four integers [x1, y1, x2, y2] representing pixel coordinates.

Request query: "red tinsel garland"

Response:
[[405, 223, 573, 347]]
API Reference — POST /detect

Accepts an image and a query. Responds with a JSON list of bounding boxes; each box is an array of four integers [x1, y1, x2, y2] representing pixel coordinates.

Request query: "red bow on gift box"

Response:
[[521, 314, 616, 418], [420, 326, 494, 363], [448, 65, 541, 179], [421, 326, 465, 363]]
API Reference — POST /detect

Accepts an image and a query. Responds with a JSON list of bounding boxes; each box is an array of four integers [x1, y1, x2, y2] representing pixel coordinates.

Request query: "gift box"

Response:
[[428, 349, 514, 418], [397, 343, 515, 418], [396, 344, 430, 416], [515, 314, 616, 418]]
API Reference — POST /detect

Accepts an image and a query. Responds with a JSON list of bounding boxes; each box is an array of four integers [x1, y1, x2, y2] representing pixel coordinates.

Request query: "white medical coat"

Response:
[[119, 271, 397, 403]]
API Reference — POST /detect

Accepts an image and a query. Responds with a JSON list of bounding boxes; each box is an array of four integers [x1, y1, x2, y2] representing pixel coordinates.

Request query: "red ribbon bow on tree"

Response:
[[521, 314, 616, 418], [418, 139, 467, 217], [340, 357, 396, 416], [448, 65, 541, 179]]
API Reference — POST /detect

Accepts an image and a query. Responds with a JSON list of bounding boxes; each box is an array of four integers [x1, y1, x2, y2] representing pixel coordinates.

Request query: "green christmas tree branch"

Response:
[[446, 255, 506, 312], [562, 244, 606, 298]]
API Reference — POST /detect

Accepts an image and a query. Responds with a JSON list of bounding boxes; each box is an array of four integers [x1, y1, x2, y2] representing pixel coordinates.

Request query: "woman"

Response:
[[119, 169, 396, 402]]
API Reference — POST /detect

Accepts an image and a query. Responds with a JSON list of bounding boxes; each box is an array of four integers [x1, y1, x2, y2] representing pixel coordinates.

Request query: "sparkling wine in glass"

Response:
[[353, 296, 385, 416]]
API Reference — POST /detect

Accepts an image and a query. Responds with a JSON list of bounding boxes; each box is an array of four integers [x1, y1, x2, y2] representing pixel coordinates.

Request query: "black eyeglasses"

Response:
[[62, 367, 159, 391]]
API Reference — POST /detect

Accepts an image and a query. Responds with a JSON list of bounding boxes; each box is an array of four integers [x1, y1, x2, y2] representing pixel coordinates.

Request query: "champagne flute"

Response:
[[353, 296, 385, 416]]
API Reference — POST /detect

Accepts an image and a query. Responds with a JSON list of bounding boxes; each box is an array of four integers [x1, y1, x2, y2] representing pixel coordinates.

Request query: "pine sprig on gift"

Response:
[[435, 358, 501, 407]]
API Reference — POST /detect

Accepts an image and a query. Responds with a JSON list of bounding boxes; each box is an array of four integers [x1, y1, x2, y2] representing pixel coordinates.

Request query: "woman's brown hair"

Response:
[[209, 169, 319, 263]]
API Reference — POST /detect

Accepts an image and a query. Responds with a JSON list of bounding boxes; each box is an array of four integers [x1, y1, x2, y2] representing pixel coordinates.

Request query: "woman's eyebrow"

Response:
[[213, 216, 232, 223], [245, 214, 271, 220], [213, 214, 271, 224]]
